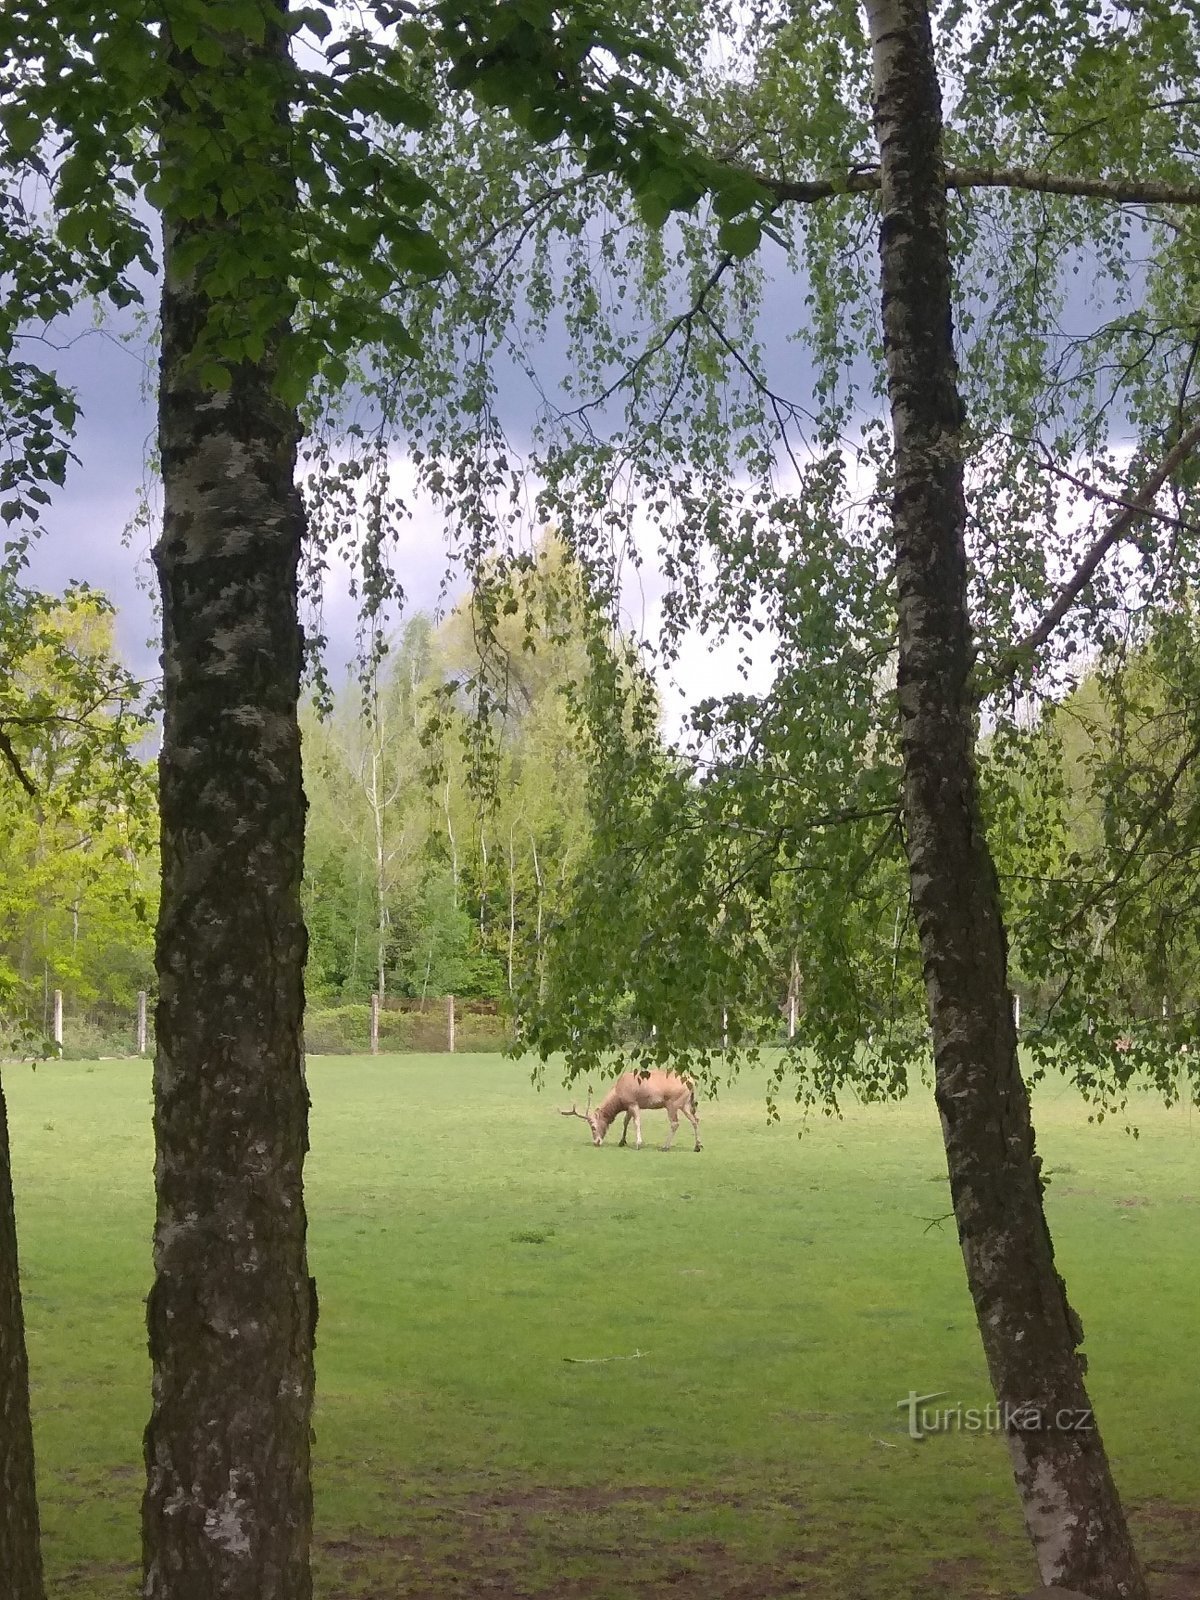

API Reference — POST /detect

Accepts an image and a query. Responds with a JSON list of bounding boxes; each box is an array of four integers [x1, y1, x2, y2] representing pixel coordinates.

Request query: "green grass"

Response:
[[6, 1055, 1199, 1598]]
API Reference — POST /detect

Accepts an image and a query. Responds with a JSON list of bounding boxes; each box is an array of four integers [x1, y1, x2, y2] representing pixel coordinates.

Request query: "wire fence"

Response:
[[3, 990, 510, 1059]]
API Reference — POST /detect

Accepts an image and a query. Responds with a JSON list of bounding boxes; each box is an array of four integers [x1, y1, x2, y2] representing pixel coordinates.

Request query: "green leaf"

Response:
[[295, 5, 332, 39], [716, 214, 762, 259], [198, 361, 232, 392], [2, 106, 42, 158], [390, 227, 451, 277], [636, 191, 673, 229]]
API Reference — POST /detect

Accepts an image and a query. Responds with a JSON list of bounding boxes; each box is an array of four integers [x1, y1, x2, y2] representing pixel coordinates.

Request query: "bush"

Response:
[[60, 1015, 146, 1060]]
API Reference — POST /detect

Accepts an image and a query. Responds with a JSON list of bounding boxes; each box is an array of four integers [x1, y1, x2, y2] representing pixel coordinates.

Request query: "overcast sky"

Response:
[[20, 237, 820, 742], [19, 206, 1117, 745]]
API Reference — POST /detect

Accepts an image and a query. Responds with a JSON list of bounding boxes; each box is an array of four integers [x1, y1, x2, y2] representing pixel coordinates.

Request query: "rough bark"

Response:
[[141, 7, 315, 1597], [0, 1071, 44, 1600], [863, 2, 1147, 1595]]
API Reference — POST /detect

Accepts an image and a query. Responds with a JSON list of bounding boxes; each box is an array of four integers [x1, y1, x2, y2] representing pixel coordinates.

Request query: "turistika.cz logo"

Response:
[[897, 1390, 1095, 1441]]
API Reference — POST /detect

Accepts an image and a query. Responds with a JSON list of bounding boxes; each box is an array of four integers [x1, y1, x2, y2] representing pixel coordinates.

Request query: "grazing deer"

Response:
[[560, 1070, 702, 1151]]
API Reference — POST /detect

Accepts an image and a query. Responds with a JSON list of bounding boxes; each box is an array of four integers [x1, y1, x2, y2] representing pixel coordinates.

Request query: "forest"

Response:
[[3, 1, 1200, 1598]]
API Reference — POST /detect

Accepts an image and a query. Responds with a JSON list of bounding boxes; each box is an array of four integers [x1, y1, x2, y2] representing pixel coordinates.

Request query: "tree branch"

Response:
[[991, 416, 1200, 687], [753, 164, 1200, 210], [0, 727, 38, 798]]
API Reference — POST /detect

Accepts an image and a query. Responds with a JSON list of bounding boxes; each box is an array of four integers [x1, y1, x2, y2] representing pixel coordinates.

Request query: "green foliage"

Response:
[[6, 0, 1200, 1116], [988, 606, 1200, 1100], [351, 0, 1200, 1113], [0, 592, 155, 1031]]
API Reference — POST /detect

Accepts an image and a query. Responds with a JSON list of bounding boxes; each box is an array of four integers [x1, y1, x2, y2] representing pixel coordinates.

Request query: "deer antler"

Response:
[[558, 1088, 593, 1120]]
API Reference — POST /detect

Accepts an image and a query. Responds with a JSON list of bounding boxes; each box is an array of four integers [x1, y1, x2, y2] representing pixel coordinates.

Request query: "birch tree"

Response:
[[865, 2, 1143, 1588], [4, 5, 692, 1590], [0, 1070, 41, 1599], [0, 583, 149, 1600]]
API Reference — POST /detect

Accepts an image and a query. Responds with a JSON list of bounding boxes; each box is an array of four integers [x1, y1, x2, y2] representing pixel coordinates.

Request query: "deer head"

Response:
[[558, 1090, 602, 1145]]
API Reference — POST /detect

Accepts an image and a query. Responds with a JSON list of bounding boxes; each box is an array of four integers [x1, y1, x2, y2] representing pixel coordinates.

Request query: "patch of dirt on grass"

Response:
[[317, 1488, 1200, 1600], [56, 1560, 138, 1595], [918, 1554, 990, 1596], [317, 1483, 824, 1600], [1135, 1499, 1200, 1600]]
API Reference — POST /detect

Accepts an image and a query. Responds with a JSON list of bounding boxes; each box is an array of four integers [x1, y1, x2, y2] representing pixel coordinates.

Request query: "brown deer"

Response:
[[560, 1070, 702, 1151]]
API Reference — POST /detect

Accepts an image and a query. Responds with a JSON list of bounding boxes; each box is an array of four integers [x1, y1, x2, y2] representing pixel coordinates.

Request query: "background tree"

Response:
[[4, 0, 753, 1591], [304, 616, 436, 1002], [0, 595, 154, 1032], [0, 581, 149, 1600]]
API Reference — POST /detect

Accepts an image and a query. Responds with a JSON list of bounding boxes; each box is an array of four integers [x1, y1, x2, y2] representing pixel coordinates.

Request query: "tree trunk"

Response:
[[142, 8, 315, 1597], [864, 2, 1146, 1595], [444, 778, 459, 907], [529, 827, 545, 999], [371, 745, 388, 1001], [507, 821, 517, 995], [0, 1071, 44, 1600]]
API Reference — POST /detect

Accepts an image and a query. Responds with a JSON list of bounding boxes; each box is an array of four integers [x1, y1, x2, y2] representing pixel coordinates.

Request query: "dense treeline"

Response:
[[0, 540, 603, 1041], [8, 572, 1200, 1057], [302, 538, 595, 1009]]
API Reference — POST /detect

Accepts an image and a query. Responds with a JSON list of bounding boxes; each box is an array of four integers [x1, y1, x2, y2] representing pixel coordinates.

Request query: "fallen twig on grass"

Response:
[[562, 1349, 647, 1364]]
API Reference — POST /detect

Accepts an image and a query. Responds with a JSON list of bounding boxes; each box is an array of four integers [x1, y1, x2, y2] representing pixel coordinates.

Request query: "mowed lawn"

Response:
[[5, 1053, 1199, 1599]]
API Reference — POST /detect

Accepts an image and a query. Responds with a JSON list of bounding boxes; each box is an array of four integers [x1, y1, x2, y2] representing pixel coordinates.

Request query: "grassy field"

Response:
[[5, 1053, 1198, 1599]]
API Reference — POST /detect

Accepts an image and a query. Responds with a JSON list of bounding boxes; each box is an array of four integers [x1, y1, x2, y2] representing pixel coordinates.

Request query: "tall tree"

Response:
[[865, 2, 1144, 1591], [140, 8, 318, 1596], [5, 4, 701, 1591], [0, 1066, 41, 1600], [0, 582, 149, 1600]]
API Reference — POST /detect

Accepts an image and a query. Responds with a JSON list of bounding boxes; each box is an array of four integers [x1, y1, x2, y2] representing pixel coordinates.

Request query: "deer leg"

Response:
[[683, 1104, 702, 1151], [661, 1109, 679, 1151], [631, 1106, 643, 1149], [618, 1110, 633, 1147]]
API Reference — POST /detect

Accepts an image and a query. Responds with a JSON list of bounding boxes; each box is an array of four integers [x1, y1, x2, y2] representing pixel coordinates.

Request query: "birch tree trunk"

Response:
[[507, 821, 518, 994], [529, 827, 545, 999], [370, 745, 388, 1000], [864, 2, 1146, 1594], [0, 1073, 44, 1600], [444, 779, 459, 907], [142, 6, 315, 1596]]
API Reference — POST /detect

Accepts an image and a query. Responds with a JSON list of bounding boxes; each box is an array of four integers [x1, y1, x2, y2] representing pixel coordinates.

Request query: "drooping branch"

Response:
[[993, 416, 1200, 687]]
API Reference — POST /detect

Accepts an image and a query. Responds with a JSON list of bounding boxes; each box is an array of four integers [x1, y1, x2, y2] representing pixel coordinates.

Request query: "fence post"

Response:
[[137, 990, 148, 1055], [53, 989, 63, 1054], [370, 992, 380, 1056], [447, 994, 455, 1054], [787, 991, 797, 1040], [1012, 992, 1021, 1035]]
